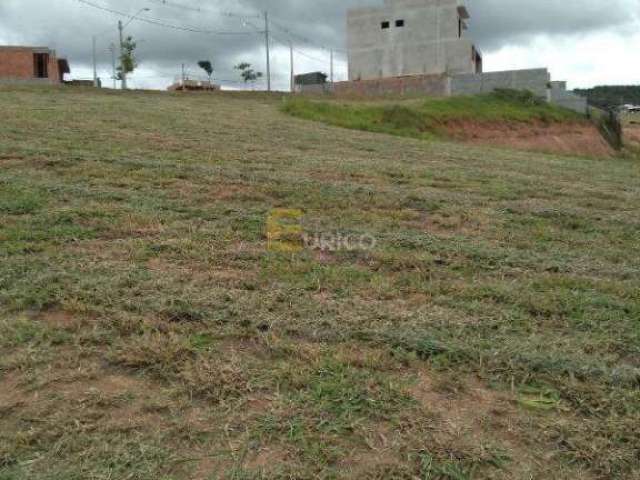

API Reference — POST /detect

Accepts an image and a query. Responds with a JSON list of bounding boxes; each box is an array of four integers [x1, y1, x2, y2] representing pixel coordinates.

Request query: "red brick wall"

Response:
[[0, 47, 61, 83], [332, 74, 450, 98]]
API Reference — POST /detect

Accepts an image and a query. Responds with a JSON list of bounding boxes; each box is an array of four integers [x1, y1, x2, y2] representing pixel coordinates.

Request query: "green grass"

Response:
[[0, 85, 639, 479], [282, 89, 582, 141]]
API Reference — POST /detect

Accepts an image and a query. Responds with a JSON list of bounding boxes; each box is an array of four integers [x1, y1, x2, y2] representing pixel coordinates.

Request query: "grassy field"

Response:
[[0, 85, 639, 480]]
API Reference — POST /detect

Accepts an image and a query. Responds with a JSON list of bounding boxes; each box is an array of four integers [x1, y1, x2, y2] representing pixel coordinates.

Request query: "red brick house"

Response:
[[0, 46, 70, 84]]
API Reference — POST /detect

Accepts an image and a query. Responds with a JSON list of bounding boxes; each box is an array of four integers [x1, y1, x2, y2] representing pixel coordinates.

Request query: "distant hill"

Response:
[[574, 85, 640, 110]]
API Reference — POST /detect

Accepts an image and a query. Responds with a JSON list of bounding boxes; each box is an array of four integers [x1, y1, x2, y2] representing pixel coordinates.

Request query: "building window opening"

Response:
[[381, 21, 390, 29], [396, 19, 405, 27], [33, 53, 49, 78]]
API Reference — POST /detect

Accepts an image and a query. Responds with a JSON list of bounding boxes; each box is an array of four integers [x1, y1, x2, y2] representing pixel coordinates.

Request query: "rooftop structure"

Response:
[[347, 0, 482, 81]]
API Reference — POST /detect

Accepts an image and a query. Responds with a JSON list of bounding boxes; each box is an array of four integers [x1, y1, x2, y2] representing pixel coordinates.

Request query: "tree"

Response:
[[198, 60, 214, 82], [574, 85, 640, 110], [235, 62, 263, 89], [117, 36, 138, 80]]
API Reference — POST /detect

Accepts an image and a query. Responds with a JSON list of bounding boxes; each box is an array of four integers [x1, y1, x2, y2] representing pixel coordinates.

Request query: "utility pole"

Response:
[[264, 11, 271, 92], [118, 20, 126, 90], [115, 8, 149, 90], [289, 40, 294, 93], [181, 63, 186, 89], [435, 11, 441, 72], [330, 49, 334, 85], [109, 43, 117, 89], [92, 36, 98, 87]]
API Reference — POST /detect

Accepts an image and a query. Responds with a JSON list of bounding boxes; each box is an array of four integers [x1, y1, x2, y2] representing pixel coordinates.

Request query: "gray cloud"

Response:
[[468, 0, 638, 50], [0, 0, 637, 88]]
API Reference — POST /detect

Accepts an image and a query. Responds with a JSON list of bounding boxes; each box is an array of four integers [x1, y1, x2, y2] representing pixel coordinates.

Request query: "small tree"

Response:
[[235, 62, 263, 90], [198, 60, 214, 82], [117, 36, 138, 80]]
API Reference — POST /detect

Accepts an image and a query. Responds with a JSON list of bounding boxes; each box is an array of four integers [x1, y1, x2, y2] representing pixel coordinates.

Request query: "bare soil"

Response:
[[445, 120, 613, 157]]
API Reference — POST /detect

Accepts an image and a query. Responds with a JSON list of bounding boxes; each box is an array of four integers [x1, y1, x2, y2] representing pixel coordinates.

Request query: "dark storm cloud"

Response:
[[468, 0, 638, 50], [0, 0, 637, 83]]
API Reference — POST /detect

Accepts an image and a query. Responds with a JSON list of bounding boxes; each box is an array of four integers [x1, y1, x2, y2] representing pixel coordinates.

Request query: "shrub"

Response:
[[491, 88, 546, 106]]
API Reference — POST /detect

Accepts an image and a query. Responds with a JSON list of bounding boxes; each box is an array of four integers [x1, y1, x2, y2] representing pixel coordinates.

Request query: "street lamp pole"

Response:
[[118, 20, 126, 89], [91, 25, 118, 89], [109, 43, 117, 89], [118, 8, 150, 90], [92, 35, 98, 87]]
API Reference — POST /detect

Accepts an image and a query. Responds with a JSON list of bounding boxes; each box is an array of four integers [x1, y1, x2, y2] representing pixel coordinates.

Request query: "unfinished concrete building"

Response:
[[347, 0, 481, 81], [0, 46, 69, 85], [293, 0, 588, 113]]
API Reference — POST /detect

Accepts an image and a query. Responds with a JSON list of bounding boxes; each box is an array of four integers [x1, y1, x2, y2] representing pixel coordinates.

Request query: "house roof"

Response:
[[0, 45, 53, 52]]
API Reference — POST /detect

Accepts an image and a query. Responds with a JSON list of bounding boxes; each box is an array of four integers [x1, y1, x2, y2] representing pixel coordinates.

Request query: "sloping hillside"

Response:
[[283, 91, 612, 157], [1, 86, 639, 480]]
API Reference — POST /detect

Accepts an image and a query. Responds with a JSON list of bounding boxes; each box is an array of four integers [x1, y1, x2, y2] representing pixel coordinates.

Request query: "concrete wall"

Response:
[[332, 73, 449, 98], [549, 81, 588, 114], [296, 83, 332, 95], [348, 0, 479, 81], [451, 68, 551, 99], [451, 71, 588, 114], [0, 46, 62, 84]]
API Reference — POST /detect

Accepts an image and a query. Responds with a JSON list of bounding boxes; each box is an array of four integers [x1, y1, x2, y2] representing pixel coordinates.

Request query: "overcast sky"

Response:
[[0, 0, 638, 90]]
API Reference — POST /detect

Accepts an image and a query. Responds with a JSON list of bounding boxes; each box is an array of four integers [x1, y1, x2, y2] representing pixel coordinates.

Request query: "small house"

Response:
[[294, 72, 329, 94]]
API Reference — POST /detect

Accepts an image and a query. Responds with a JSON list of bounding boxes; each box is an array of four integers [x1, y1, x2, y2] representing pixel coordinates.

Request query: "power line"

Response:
[[146, 0, 262, 19], [270, 32, 342, 66], [270, 20, 347, 54], [79, 0, 348, 89], [76, 0, 262, 36], [146, 0, 347, 55]]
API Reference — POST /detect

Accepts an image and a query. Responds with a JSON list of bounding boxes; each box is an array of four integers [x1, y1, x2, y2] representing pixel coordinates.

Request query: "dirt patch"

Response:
[[245, 447, 291, 470], [191, 456, 225, 480], [207, 183, 265, 202], [314, 250, 337, 264], [143, 133, 192, 152], [445, 120, 613, 158], [0, 373, 26, 412], [410, 373, 512, 432], [423, 210, 490, 237], [68, 239, 133, 262], [0, 369, 148, 416], [50, 372, 169, 429], [209, 268, 256, 285], [339, 449, 400, 477], [36, 309, 79, 329], [211, 184, 248, 201], [408, 372, 546, 477], [60, 373, 145, 396], [145, 257, 193, 277], [0, 154, 26, 165], [623, 125, 640, 147]]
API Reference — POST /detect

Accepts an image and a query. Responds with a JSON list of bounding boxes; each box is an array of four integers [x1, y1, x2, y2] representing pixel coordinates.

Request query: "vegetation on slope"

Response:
[[282, 89, 582, 141], [0, 86, 639, 480]]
